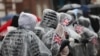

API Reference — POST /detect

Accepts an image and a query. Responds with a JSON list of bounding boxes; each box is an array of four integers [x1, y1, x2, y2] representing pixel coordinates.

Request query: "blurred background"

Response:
[[0, 0, 100, 25]]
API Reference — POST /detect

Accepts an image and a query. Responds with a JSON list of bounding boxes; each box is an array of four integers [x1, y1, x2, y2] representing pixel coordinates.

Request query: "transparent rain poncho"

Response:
[[59, 13, 81, 41], [74, 14, 98, 56], [41, 9, 60, 56], [42, 28, 61, 56], [67, 9, 98, 56], [40, 9, 59, 30], [78, 16, 94, 31], [34, 26, 45, 40], [1, 29, 52, 56], [59, 12, 86, 56], [34, 9, 59, 40], [75, 25, 98, 56], [1, 12, 52, 56]]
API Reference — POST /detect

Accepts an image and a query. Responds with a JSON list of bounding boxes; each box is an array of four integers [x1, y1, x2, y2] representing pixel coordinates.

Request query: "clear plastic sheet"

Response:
[[1, 29, 52, 56]]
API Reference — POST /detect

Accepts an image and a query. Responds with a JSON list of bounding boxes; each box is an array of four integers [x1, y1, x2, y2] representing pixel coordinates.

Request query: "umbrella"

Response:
[[1, 14, 15, 21], [87, 4, 100, 8], [58, 4, 81, 12], [87, 4, 100, 15]]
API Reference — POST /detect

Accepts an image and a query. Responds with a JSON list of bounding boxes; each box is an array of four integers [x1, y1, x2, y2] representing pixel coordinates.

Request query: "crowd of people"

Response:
[[0, 5, 100, 56]]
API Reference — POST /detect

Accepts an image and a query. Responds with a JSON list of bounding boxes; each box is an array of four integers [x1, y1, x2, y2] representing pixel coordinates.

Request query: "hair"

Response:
[[10, 15, 19, 27], [57, 40, 73, 56]]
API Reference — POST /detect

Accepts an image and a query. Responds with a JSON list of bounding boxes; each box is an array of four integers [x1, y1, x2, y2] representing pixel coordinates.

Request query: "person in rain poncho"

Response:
[[59, 12, 86, 56], [34, 9, 58, 40], [59, 13, 81, 41], [20, 11, 43, 40], [42, 11, 80, 56], [81, 5, 100, 33], [75, 16, 98, 56], [41, 9, 62, 56], [67, 9, 98, 56], [1, 12, 52, 56]]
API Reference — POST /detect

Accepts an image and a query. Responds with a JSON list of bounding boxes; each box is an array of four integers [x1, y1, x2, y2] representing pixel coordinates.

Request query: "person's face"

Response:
[[60, 46, 69, 56], [61, 19, 70, 26], [60, 14, 74, 26]]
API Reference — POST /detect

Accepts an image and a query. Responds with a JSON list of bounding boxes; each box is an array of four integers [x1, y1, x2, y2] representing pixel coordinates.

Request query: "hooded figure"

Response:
[[67, 9, 98, 56], [18, 12, 37, 31], [59, 13, 86, 56], [1, 12, 52, 56], [34, 9, 58, 40], [75, 16, 98, 56], [40, 9, 58, 31], [41, 9, 61, 56], [59, 13, 81, 42]]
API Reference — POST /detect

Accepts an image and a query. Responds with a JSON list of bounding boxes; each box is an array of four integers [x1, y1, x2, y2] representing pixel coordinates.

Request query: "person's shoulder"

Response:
[[27, 30, 36, 35], [26, 30, 39, 38]]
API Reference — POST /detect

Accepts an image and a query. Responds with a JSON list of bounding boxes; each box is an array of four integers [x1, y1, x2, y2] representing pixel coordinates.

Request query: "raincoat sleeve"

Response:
[[84, 28, 98, 45], [42, 29, 54, 49], [28, 31, 52, 56], [34, 26, 45, 40], [42, 29, 60, 56], [82, 27, 98, 56], [83, 27, 98, 41]]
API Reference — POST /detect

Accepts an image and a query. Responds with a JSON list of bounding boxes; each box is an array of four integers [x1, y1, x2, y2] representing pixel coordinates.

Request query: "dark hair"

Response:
[[10, 15, 19, 27], [57, 40, 73, 56], [59, 40, 69, 52]]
